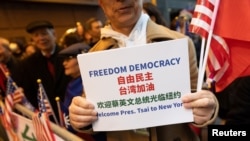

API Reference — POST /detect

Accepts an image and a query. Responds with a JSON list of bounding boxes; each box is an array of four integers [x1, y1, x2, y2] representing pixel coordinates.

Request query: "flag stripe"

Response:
[[194, 4, 214, 18], [189, 0, 215, 38], [207, 34, 230, 81], [192, 12, 212, 26], [33, 113, 49, 141], [4, 77, 16, 128], [210, 35, 230, 66], [189, 19, 210, 38]]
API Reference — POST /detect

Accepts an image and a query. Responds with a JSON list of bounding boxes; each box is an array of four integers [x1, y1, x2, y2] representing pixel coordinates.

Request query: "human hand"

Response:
[[181, 90, 217, 125], [13, 87, 25, 104], [12, 87, 35, 111], [69, 96, 97, 129]]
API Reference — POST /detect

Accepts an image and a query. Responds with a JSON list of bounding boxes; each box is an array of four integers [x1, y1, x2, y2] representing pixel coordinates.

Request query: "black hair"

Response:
[[143, 2, 168, 27], [84, 17, 101, 32]]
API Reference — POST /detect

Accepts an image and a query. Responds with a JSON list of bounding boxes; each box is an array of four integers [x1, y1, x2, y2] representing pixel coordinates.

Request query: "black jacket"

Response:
[[16, 45, 71, 122], [216, 76, 250, 125]]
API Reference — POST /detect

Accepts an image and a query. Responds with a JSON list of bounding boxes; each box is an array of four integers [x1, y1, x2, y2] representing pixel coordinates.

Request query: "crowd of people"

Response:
[[0, 16, 104, 141], [1, 0, 246, 141]]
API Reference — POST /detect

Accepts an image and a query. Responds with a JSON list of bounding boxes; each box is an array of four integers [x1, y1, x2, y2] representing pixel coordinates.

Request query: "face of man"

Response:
[[89, 20, 103, 39], [0, 39, 11, 63], [30, 28, 56, 53], [99, 0, 143, 29]]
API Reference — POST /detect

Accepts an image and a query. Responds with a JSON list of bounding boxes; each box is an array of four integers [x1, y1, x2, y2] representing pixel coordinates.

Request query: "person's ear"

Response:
[[151, 16, 156, 22], [49, 29, 57, 41]]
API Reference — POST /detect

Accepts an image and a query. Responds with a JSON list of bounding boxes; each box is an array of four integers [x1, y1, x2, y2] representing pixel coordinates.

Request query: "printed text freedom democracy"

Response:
[[88, 57, 181, 77]]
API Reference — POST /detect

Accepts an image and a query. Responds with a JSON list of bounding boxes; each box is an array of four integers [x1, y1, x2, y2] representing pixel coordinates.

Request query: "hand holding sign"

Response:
[[69, 96, 97, 130], [77, 38, 193, 131]]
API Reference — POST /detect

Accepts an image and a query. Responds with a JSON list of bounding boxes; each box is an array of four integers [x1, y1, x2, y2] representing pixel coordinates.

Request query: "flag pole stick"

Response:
[[55, 97, 64, 127], [197, 0, 221, 91], [197, 37, 206, 91], [14, 103, 84, 141]]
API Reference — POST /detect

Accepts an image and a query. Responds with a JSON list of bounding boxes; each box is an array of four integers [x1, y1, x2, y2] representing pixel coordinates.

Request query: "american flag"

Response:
[[189, 0, 230, 85], [4, 76, 15, 126], [0, 100, 8, 129], [32, 82, 55, 141], [189, 0, 215, 38], [37, 79, 59, 124], [2, 76, 20, 141]]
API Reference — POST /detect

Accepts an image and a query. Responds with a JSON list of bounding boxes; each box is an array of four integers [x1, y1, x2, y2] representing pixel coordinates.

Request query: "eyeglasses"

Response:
[[63, 55, 76, 61]]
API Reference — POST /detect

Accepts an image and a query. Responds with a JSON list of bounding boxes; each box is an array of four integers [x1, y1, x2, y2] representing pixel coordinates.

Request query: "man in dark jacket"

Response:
[[16, 20, 71, 123]]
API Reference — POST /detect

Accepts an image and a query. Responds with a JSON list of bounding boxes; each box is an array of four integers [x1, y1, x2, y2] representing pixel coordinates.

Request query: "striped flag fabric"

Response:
[[189, 0, 230, 91], [189, 0, 216, 38], [4, 76, 16, 129], [3, 76, 20, 141], [0, 101, 10, 139], [0, 100, 8, 132], [211, 0, 250, 92], [0, 101, 19, 141], [206, 34, 230, 83], [190, 0, 250, 92], [32, 81, 55, 141], [5, 76, 15, 119]]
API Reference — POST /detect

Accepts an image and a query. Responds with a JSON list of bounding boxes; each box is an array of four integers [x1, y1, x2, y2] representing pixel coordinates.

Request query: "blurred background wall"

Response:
[[0, 0, 195, 44]]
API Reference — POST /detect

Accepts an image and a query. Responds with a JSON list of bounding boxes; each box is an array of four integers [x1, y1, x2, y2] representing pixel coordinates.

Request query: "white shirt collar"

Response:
[[101, 13, 149, 47]]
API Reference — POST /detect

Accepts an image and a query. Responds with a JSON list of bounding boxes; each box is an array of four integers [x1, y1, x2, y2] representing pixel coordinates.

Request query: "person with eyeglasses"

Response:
[[59, 42, 107, 141]]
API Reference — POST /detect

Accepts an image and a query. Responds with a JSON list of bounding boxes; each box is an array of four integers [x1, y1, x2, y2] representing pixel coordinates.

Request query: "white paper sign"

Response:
[[77, 38, 193, 131]]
